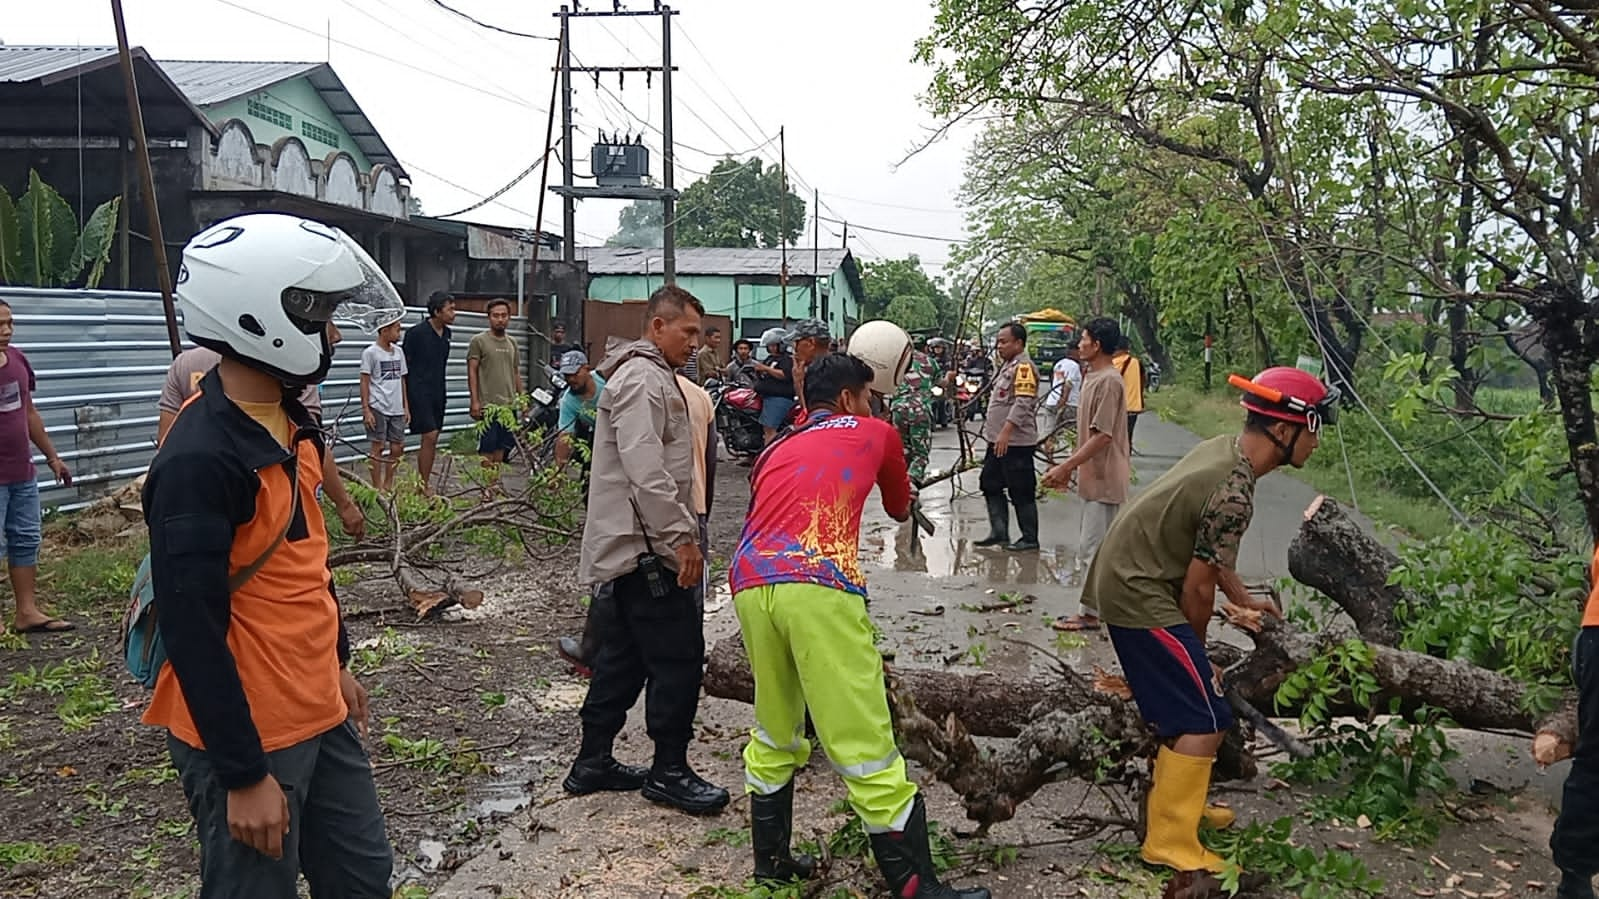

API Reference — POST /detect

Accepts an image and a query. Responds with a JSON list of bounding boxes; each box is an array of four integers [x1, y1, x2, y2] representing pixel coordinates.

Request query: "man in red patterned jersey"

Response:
[[728, 351, 989, 899]]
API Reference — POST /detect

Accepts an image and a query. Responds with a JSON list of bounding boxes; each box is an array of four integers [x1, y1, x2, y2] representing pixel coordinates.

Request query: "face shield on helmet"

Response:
[[280, 230, 404, 336]]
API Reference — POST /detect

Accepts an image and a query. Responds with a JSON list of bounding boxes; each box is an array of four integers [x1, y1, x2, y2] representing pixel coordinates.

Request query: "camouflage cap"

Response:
[[783, 319, 831, 342]]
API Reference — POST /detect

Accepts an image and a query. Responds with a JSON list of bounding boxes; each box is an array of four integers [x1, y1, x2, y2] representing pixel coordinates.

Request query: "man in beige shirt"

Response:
[[1042, 317, 1130, 631]]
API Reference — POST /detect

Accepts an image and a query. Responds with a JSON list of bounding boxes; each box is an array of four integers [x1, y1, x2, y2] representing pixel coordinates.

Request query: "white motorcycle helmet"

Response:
[[848, 320, 913, 397], [177, 213, 405, 385], [759, 326, 789, 351]]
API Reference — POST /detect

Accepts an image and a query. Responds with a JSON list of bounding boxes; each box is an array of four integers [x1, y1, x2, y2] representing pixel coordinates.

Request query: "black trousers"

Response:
[[1127, 411, 1142, 444], [578, 566, 705, 760], [1553, 626, 1599, 880], [169, 722, 392, 899], [979, 443, 1037, 505]]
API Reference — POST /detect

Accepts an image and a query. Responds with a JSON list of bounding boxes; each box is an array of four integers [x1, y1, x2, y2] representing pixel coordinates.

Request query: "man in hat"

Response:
[[555, 349, 604, 468]]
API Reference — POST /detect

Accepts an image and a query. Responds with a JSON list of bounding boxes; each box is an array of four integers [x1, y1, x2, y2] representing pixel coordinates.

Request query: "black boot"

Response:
[[1006, 502, 1039, 551], [1558, 872, 1596, 899], [642, 749, 730, 815], [972, 495, 1010, 547], [751, 782, 816, 886], [562, 754, 648, 794], [868, 796, 990, 899]]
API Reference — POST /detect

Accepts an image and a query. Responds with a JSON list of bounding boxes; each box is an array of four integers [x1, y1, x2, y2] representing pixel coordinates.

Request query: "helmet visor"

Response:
[[280, 231, 405, 334], [1311, 384, 1341, 430]]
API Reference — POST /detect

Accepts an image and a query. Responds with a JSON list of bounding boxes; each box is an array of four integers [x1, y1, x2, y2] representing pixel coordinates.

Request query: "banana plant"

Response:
[[0, 170, 121, 289]]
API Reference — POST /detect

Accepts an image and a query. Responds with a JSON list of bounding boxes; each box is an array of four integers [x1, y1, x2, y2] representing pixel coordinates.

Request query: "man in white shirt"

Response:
[[1041, 352, 1083, 463]]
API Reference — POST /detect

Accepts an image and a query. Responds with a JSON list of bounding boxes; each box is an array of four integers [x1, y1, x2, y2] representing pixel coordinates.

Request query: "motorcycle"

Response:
[[1146, 360, 1162, 393], [931, 384, 950, 430], [706, 379, 767, 457], [956, 368, 987, 421]]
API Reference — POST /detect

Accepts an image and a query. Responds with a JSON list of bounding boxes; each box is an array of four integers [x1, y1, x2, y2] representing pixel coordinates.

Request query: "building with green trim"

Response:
[[577, 246, 864, 339]]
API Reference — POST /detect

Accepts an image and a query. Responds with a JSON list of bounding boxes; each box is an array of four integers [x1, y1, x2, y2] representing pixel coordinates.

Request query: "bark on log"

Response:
[[705, 636, 1257, 825], [706, 637, 1061, 739], [1286, 496, 1405, 645]]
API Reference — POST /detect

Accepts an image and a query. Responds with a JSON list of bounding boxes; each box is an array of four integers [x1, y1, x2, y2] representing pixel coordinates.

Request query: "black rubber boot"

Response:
[[972, 495, 1010, 547], [751, 782, 816, 886], [1558, 872, 1597, 899], [1006, 502, 1039, 551], [868, 796, 990, 899]]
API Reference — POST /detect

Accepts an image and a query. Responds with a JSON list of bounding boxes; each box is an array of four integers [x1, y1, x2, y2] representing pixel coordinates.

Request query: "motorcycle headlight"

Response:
[[932, 386, 944, 397]]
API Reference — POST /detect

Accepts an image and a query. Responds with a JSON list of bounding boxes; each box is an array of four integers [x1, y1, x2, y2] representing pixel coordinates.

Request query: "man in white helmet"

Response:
[[729, 346, 989, 899], [142, 213, 399, 895]]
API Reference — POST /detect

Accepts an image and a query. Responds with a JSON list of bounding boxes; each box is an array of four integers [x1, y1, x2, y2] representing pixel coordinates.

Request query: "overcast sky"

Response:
[[5, 0, 972, 278]]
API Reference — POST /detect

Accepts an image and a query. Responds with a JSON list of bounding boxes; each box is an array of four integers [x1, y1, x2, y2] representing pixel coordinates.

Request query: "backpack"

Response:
[[123, 457, 301, 688]]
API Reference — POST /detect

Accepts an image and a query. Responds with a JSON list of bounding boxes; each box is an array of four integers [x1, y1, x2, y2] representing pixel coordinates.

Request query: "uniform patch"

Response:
[[1013, 363, 1038, 398]]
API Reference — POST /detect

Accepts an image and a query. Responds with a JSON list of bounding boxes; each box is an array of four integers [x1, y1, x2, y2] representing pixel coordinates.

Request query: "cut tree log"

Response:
[[1286, 495, 1405, 645], [1282, 496, 1578, 763]]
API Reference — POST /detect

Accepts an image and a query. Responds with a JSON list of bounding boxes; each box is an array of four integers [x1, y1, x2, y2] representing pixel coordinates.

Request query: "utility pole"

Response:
[[659, 5, 675, 283], [558, 7, 574, 264], [779, 126, 788, 322], [110, 0, 180, 357], [811, 187, 819, 318], [841, 221, 849, 249], [1204, 308, 1214, 391], [551, 4, 679, 280]]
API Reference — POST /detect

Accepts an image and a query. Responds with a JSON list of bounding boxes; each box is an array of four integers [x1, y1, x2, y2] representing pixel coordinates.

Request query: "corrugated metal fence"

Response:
[[3, 287, 532, 512]]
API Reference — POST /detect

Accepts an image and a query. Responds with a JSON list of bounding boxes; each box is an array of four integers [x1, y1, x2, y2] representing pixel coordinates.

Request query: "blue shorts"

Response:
[[758, 396, 795, 429], [1107, 623, 1234, 738], [0, 479, 42, 568], [478, 421, 518, 456]]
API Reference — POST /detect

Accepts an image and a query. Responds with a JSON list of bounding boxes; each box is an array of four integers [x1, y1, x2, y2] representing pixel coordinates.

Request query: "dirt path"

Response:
[[432, 422, 1570, 898], [0, 418, 1571, 898]]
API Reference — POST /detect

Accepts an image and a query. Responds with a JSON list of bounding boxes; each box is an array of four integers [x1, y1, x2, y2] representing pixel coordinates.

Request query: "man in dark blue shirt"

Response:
[[404, 292, 455, 495]]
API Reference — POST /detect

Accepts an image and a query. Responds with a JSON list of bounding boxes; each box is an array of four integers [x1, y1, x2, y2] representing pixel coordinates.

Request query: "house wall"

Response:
[[202, 77, 374, 171]]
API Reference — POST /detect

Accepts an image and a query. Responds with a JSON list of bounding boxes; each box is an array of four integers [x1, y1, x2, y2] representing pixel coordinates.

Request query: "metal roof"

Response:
[[160, 59, 406, 179], [0, 45, 217, 138], [578, 246, 855, 278], [0, 47, 404, 177], [158, 59, 321, 106], [0, 45, 118, 82]]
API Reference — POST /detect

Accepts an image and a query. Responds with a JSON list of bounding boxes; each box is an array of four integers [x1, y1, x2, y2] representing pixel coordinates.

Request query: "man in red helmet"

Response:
[[1070, 366, 1336, 876]]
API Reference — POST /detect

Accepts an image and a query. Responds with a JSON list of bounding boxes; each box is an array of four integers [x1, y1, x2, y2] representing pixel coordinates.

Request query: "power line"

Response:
[[425, 0, 557, 40], [435, 150, 555, 218], [208, 0, 541, 110], [816, 216, 966, 242]]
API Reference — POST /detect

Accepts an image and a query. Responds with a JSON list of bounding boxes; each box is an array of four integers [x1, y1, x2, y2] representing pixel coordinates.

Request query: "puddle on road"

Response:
[[863, 517, 1079, 587]]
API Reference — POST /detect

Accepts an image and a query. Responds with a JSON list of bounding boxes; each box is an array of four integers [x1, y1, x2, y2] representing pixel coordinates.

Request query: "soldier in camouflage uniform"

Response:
[[890, 350, 935, 482], [1053, 365, 1336, 878]]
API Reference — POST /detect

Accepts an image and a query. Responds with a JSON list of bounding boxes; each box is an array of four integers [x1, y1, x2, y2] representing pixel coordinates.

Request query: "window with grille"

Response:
[[300, 120, 341, 149], [246, 98, 292, 130]]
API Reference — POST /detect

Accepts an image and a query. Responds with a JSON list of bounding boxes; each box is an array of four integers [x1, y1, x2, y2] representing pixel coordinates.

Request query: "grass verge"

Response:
[[1150, 384, 1456, 540]]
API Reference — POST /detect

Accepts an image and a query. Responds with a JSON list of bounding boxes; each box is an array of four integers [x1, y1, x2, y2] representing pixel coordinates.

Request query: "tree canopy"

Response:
[[606, 157, 805, 249]]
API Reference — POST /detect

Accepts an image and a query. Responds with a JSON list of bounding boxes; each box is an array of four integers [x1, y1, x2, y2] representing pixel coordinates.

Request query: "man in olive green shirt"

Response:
[[468, 299, 524, 473], [1080, 366, 1336, 878]]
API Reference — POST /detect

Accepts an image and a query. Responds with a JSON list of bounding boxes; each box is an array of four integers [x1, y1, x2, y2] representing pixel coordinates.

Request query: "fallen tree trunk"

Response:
[[1282, 496, 1578, 761], [1286, 495, 1406, 645]]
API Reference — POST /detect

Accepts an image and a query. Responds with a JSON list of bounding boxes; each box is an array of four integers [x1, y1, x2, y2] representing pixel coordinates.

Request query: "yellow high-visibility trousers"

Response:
[[734, 582, 918, 832]]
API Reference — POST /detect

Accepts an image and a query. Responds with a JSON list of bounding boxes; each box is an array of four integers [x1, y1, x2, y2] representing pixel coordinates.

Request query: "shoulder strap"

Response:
[[1116, 356, 1132, 375], [226, 445, 302, 593]]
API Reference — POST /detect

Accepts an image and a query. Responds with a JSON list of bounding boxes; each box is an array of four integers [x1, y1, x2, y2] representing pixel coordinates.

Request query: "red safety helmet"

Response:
[[1233, 367, 1339, 432]]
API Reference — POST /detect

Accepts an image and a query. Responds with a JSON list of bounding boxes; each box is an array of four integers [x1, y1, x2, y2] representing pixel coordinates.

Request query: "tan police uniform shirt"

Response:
[[982, 352, 1040, 446]]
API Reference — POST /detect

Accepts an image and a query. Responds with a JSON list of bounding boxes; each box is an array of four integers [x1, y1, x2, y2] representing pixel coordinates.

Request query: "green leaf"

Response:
[[17, 170, 79, 287], [73, 196, 121, 289], [0, 185, 18, 283]]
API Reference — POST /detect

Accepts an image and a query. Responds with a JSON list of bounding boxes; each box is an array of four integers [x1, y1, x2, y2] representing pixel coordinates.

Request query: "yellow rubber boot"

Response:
[[1142, 747, 1228, 873], [1202, 804, 1236, 830]]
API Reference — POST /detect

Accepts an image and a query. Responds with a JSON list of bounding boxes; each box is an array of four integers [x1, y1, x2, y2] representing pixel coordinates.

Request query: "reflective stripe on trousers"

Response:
[[733, 582, 918, 832]]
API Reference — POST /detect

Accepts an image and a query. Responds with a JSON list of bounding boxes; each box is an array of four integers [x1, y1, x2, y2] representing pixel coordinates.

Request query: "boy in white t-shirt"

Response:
[[360, 317, 410, 490]]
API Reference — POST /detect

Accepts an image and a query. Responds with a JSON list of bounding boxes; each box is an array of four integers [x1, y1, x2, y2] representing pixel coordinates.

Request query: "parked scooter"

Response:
[[1146, 360, 1162, 393]]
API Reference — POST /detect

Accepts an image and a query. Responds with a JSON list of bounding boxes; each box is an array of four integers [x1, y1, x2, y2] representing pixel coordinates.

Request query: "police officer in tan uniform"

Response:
[[974, 322, 1041, 551]]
